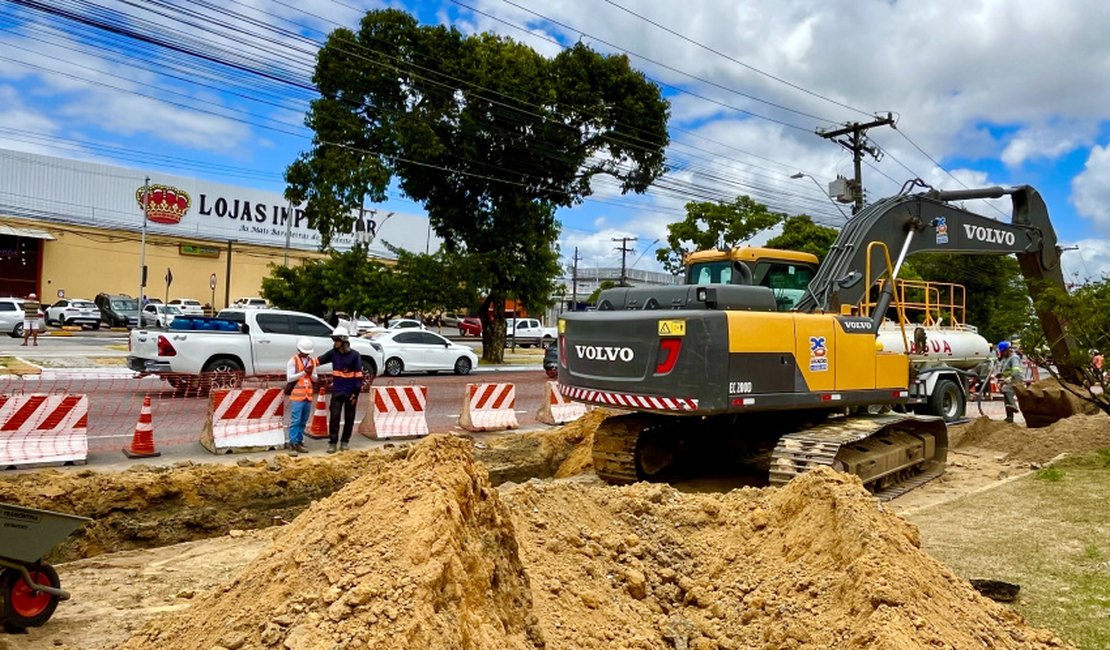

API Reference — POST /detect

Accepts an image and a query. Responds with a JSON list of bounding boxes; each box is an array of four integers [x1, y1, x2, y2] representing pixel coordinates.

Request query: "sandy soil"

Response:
[[2, 411, 1106, 649]]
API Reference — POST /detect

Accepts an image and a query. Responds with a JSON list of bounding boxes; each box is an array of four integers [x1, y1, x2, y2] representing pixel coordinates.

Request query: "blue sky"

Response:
[[3, 0, 1110, 282]]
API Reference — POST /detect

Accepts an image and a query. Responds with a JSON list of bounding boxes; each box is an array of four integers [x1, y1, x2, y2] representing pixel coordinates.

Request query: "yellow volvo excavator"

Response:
[[556, 185, 1081, 497]]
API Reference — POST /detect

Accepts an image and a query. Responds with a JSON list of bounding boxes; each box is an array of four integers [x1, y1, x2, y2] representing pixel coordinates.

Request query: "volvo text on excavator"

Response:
[[555, 185, 1080, 497]]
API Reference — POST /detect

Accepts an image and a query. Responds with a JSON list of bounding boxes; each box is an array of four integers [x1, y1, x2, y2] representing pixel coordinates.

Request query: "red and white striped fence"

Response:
[[359, 385, 429, 439], [458, 383, 518, 432], [0, 394, 88, 467], [200, 388, 286, 453]]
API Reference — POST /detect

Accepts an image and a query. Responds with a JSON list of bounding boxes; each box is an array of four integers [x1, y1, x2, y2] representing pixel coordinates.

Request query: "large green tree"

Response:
[[286, 9, 670, 361], [764, 215, 839, 262], [901, 254, 1029, 344], [656, 196, 786, 275]]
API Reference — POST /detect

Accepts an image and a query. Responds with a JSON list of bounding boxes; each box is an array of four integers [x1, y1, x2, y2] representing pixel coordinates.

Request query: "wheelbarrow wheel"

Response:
[[0, 564, 61, 631]]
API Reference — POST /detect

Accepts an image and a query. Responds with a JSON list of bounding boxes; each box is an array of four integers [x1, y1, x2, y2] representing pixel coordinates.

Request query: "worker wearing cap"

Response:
[[21, 292, 40, 347], [316, 328, 363, 453], [285, 337, 319, 456], [996, 341, 1023, 423]]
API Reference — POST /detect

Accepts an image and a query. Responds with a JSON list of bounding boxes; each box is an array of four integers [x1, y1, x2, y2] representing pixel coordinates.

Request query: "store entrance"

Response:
[[0, 235, 41, 297]]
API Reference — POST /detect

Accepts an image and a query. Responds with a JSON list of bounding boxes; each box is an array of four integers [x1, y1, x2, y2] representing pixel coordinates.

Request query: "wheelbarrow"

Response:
[[0, 504, 90, 631]]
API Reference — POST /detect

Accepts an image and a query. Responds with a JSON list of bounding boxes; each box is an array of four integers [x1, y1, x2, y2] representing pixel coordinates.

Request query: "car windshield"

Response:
[[161, 306, 182, 314], [111, 299, 138, 310]]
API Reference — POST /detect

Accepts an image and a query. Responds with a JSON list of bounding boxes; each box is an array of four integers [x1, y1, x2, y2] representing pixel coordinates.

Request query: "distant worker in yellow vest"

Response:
[[996, 341, 1024, 423], [285, 337, 318, 455], [21, 292, 40, 347]]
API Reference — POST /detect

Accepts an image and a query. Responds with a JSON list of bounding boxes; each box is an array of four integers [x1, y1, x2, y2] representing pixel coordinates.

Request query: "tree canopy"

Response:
[[656, 196, 786, 275], [286, 8, 670, 361], [764, 215, 839, 262]]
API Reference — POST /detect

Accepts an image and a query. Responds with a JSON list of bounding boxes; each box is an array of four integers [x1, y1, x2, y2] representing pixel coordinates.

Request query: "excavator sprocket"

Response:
[[768, 413, 948, 500], [591, 413, 658, 484]]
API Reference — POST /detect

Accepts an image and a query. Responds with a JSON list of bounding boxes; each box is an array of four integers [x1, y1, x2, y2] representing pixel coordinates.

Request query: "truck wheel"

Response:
[[928, 378, 965, 422], [0, 564, 61, 631], [203, 358, 244, 390]]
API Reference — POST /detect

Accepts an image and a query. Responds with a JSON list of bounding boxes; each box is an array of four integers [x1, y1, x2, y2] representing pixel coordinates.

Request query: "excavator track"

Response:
[[591, 413, 659, 484], [768, 413, 948, 500]]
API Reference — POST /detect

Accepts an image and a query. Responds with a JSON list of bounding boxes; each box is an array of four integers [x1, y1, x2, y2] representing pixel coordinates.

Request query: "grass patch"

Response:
[[0, 356, 40, 375], [906, 452, 1110, 649]]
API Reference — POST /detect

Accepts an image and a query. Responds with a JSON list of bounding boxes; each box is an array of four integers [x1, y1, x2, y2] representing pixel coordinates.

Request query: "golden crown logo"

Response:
[[135, 184, 191, 225]]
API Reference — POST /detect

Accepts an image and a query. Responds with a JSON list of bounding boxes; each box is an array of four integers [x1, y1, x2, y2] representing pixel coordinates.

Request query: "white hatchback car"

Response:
[[168, 298, 204, 316], [372, 329, 477, 376], [0, 298, 45, 338], [141, 303, 183, 328]]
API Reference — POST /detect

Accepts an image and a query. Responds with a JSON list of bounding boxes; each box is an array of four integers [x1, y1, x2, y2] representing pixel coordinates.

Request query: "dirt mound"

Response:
[[477, 409, 613, 483], [0, 450, 402, 562], [1015, 380, 1102, 428], [503, 469, 1067, 650], [952, 414, 1110, 464], [119, 435, 1066, 650], [118, 435, 543, 650]]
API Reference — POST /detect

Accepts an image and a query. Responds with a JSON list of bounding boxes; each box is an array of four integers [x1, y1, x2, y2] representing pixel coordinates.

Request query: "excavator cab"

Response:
[[685, 247, 820, 311]]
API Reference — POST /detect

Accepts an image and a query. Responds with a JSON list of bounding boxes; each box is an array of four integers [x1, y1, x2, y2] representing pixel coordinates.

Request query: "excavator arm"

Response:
[[795, 185, 1081, 384]]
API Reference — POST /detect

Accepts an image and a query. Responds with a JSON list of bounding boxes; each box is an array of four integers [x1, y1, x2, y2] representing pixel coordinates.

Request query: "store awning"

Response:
[[0, 224, 55, 240]]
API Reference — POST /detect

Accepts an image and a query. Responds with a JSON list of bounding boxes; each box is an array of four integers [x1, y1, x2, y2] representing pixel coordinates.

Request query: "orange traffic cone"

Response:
[[123, 395, 161, 458], [306, 389, 329, 439]]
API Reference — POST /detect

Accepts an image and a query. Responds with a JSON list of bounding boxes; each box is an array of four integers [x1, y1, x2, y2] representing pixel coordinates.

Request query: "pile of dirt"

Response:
[[118, 435, 544, 650], [119, 434, 1067, 650], [0, 450, 403, 562], [952, 413, 1110, 464], [477, 408, 612, 483], [1014, 380, 1102, 428]]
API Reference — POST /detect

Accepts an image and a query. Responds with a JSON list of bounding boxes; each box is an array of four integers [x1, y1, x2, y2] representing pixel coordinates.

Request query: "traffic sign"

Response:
[[165, 267, 173, 287], [209, 273, 217, 290]]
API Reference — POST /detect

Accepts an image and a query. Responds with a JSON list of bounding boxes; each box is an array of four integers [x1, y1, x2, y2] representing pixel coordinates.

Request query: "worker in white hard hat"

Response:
[[21, 292, 40, 347], [285, 337, 318, 455], [315, 327, 363, 453]]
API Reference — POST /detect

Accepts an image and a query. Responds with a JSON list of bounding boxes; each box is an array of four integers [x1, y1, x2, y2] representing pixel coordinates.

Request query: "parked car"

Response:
[[168, 298, 204, 316], [141, 303, 182, 328], [0, 297, 44, 338], [95, 293, 140, 328], [45, 298, 101, 329], [371, 329, 477, 376], [145, 297, 163, 305], [543, 345, 558, 378], [233, 297, 269, 309], [365, 318, 426, 335], [458, 316, 482, 337]]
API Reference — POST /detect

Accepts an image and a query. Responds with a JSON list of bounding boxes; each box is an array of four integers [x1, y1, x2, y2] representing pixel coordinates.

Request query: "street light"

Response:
[[790, 172, 849, 219], [630, 238, 661, 270]]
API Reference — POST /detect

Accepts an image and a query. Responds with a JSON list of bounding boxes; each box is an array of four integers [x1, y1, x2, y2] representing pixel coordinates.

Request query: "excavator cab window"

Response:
[[690, 261, 733, 285], [753, 262, 815, 311]]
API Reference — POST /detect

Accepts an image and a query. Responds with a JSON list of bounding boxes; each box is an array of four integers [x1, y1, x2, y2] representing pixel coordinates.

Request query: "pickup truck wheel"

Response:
[[453, 357, 472, 376], [541, 337, 555, 348], [384, 357, 404, 377], [203, 358, 244, 390]]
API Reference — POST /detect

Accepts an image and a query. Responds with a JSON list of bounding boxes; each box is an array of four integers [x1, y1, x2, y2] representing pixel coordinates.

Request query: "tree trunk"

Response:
[[480, 294, 505, 364]]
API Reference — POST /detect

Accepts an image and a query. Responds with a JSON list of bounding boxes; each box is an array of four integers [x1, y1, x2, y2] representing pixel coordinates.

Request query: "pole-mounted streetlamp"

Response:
[[790, 172, 849, 220]]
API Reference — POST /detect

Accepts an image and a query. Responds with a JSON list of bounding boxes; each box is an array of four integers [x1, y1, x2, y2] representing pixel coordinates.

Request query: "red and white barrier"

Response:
[[535, 381, 588, 425], [200, 388, 285, 453], [358, 385, 429, 439], [0, 394, 88, 467], [458, 383, 518, 432]]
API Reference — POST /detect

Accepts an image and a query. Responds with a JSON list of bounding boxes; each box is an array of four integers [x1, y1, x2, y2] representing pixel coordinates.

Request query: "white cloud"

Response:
[[1062, 238, 1110, 282], [1071, 145, 1110, 230]]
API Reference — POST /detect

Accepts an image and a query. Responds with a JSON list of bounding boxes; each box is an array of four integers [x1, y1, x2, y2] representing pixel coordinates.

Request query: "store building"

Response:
[[0, 148, 436, 308]]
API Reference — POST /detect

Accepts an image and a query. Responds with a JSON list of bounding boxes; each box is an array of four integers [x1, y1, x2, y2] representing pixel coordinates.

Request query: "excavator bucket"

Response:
[[1013, 381, 1100, 428]]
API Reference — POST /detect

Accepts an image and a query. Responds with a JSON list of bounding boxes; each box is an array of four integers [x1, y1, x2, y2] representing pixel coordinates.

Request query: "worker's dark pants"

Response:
[[329, 393, 357, 444]]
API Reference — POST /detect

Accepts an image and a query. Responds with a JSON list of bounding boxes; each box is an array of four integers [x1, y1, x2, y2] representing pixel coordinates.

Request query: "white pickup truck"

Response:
[[127, 309, 384, 390], [507, 317, 557, 348]]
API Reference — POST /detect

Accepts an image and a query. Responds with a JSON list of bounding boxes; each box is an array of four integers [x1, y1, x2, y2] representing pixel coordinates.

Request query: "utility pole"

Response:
[[570, 247, 581, 311], [139, 176, 149, 310], [612, 236, 637, 287], [816, 113, 894, 214]]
